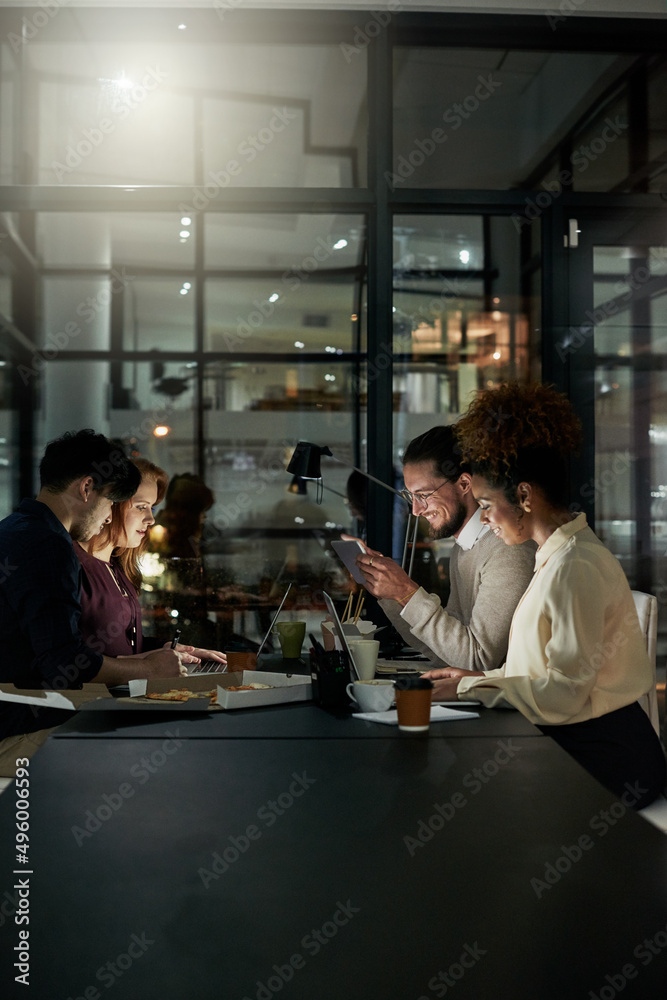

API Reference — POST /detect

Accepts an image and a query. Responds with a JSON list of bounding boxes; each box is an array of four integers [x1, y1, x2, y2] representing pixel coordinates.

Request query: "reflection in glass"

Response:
[[393, 48, 636, 190], [393, 215, 536, 414], [204, 214, 366, 354]]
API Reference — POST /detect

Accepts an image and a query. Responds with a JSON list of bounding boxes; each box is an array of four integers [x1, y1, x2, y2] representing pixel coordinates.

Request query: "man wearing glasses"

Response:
[[356, 425, 535, 672]]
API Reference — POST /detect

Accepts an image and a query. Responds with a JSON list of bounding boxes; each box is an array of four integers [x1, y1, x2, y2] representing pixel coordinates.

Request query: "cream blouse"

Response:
[[456, 514, 652, 725]]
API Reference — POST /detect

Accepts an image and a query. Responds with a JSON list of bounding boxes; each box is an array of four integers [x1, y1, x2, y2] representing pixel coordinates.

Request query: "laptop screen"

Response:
[[322, 591, 360, 680]]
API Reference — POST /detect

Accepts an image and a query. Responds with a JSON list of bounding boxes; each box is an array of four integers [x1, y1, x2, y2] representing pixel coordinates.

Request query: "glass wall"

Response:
[[1, 7, 665, 650]]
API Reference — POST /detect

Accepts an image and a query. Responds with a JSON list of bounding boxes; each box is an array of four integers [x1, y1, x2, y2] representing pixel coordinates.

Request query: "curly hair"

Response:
[[456, 382, 582, 508]]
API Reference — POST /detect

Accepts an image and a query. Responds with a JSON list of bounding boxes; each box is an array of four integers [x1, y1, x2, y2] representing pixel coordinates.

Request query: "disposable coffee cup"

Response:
[[347, 639, 380, 681], [225, 650, 257, 672], [274, 621, 306, 659], [346, 679, 394, 713], [394, 676, 434, 732]]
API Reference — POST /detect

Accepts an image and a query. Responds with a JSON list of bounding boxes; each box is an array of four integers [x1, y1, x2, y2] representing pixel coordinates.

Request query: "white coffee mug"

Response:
[[347, 639, 380, 681], [346, 679, 395, 713]]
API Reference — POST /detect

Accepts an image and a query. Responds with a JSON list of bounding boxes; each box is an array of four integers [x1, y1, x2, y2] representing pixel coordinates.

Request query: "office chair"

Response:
[[632, 591, 667, 832], [632, 590, 660, 737]]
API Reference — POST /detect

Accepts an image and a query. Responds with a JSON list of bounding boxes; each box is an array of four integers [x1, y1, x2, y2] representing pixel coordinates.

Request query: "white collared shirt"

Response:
[[454, 506, 489, 552]]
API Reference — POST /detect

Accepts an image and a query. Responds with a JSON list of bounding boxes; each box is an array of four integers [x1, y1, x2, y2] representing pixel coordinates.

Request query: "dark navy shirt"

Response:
[[0, 498, 104, 737]]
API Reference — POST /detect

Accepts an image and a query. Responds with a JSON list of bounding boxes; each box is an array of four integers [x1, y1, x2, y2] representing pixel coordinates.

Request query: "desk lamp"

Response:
[[286, 441, 419, 574]]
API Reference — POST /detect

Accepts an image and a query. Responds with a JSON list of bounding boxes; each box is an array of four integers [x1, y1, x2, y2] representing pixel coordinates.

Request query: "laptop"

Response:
[[322, 591, 361, 680], [189, 583, 293, 674]]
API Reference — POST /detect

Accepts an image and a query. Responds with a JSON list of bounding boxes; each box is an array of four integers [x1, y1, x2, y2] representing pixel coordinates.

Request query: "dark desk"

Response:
[[51, 700, 543, 740], [1, 730, 667, 998]]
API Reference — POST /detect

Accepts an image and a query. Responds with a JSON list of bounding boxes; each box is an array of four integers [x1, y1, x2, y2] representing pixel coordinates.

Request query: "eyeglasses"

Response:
[[400, 481, 450, 510]]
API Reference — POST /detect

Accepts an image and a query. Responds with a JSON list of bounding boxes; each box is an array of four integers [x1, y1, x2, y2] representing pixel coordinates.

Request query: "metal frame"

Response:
[[1, 8, 666, 555]]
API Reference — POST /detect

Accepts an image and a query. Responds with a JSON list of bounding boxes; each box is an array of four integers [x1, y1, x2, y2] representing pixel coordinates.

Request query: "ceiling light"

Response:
[[333, 239, 348, 250], [493, 351, 501, 360], [183, 282, 191, 290], [180, 217, 192, 226], [269, 293, 280, 303], [154, 425, 171, 437], [294, 341, 305, 349], [180, 230, 190, 239], [459, 250, 470, 264]]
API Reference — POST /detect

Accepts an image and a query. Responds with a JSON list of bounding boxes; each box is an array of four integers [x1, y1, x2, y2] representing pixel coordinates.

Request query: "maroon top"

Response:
[[74, 542, 144, 656]]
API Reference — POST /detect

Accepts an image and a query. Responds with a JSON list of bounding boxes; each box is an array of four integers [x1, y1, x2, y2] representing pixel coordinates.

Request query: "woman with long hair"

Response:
[[422, 382, 665, 808], [74, 457, 225, 668]]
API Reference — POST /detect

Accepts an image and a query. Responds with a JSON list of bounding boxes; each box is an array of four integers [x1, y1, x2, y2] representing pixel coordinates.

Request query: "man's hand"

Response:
[[421, 666, 484, 702], [140, 648, 186, 677], [339, 532, 418, 605], [355, 550, 419, 605]]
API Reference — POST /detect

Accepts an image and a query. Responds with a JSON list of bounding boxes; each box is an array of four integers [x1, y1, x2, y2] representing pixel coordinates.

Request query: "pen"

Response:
[[170, 629, 181, 649]]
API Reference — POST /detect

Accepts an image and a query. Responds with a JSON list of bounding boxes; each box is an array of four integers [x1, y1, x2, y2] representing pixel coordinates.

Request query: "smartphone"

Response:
[[331, 539, 367, 585]]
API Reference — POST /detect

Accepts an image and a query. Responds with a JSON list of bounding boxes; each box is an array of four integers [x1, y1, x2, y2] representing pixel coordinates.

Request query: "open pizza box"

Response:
[[126, 670, 312, 710], [0, 682, 110, 712]]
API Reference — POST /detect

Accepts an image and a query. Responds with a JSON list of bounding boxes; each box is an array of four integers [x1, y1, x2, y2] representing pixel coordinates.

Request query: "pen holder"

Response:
[[310, 650, 352, 711]]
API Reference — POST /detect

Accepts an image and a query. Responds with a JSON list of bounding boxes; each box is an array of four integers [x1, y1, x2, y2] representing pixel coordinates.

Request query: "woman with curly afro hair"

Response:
[[422, 382, 666, 808]]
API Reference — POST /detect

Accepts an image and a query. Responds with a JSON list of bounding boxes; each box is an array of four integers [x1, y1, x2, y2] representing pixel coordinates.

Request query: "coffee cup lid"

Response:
[[393, 676, 433, 691]]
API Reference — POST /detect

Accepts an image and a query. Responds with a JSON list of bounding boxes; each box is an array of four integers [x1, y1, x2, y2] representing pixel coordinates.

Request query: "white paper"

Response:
[[351, 706, 480, 725], [0, 690, 76, 710]]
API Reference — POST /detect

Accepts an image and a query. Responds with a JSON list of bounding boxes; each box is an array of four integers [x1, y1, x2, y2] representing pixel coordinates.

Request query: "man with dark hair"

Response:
[[355, 423, 535, 672], [0, 429, 184, 753]]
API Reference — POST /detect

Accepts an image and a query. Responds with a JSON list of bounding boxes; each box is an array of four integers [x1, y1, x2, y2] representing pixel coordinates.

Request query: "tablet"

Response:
[[331, 539, 367, 585]]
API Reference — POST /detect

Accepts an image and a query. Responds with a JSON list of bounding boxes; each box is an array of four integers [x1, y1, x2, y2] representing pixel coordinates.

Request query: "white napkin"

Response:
[[351, 706, 480, 725]]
